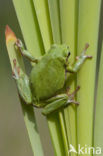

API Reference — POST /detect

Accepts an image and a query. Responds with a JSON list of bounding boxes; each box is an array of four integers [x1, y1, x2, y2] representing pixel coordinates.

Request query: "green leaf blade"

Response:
[[77, 0, 101, 154], [48, 0, 61, 43], [13, 0, 45, 57], [59, 0, 78, 154], [32, 0, 53, 51], [94, 43, 103, 155], [5, 26, 44, 156]]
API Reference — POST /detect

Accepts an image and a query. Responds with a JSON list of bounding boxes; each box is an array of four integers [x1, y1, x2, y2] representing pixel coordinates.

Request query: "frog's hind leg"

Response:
[[42, 95, 67, 115], [12, 59, 32, 104], [15, 39, 38, 63], [42, 92, 79, 116], [12, 59, 20, 80]]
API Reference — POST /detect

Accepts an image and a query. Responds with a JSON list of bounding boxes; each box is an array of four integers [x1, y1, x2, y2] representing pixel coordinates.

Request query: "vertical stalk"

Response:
[[32, 0, 53, 51], [94, 43, 103, 155], [13, 0, 45, 57], [47, 113, 68, 156], [60, 1, 78, 154], [5, 26, 44, 156], [47, 0, 69, 155], [77, 1, 101, 155], [48, 0, 61, 43]]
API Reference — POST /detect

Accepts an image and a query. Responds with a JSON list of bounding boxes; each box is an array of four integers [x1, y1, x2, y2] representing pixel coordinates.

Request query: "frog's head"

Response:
[[50, 44, 70, 59]]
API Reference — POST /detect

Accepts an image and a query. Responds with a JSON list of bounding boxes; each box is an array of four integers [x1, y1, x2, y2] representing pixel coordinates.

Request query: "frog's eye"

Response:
[[66, 52, 71, 62], [68, 52, 71, 57]]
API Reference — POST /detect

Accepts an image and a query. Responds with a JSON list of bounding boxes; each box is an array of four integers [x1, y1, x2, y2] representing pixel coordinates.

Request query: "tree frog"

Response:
[[13, 40, 92, 115]]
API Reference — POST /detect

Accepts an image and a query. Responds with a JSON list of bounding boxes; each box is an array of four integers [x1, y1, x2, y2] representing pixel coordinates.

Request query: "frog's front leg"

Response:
[[42, 87, 80, 115], [66, 43, 92, 73], [12, 59, 32, 104], [15, 39, 38, 63]]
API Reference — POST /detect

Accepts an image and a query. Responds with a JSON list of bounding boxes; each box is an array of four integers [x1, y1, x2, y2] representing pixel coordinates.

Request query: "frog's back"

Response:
[[30, 55, 65, 101]]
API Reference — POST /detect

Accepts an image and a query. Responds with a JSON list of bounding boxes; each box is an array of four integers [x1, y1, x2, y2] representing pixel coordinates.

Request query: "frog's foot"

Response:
[[76, 43, 92, 60], [66, 86, 80, 105], [66, 99, 79, 105], [15, 39, 24, 56], [12, 59, 20, 79], [15, 39, 38, 63], [67, 86, 80, 98]]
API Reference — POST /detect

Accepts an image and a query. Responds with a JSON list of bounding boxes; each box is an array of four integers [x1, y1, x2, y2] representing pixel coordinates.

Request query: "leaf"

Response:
[[32, 0, 53, 51], [77, 0, 101, 154], [13, 0, 45, 57], [59, 1, 78, 154], [48, 0, 61, 43], [94, 42, 103, 155], [5, 26, 44, 156]]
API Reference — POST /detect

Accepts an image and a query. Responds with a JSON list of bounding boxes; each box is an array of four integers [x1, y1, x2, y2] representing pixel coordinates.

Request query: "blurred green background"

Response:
[[0, 0, 54, 155]]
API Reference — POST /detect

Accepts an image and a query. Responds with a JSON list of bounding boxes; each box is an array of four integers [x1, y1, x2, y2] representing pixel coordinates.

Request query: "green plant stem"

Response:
[[48, 0, 61, 43], [5, 27, 44, 156], [32, 0, 53, 51], [47, 113, 68, 156], [94, 42, 103, 155], [13, 0, 45, 57], [59, 1, 78, 154], [47, 1, 69, 155], [77, 1, 101, 155]]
